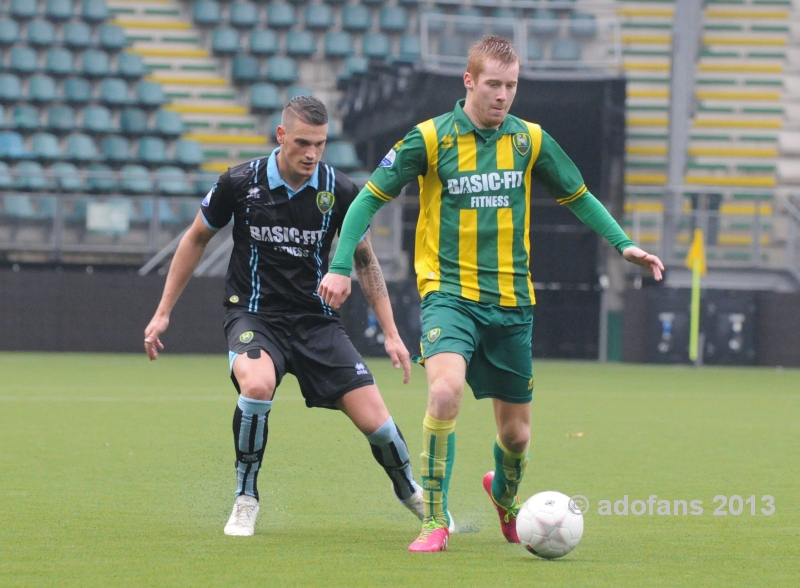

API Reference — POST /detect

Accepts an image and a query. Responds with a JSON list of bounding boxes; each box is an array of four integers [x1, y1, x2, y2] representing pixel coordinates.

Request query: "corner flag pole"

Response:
[[685, 229, 707, 362]]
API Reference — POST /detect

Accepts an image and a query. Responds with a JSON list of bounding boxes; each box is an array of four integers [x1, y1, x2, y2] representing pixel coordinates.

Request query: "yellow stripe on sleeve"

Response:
[[497, 208, 517, 306], [557, 184, 588, 205], [416, 120, 443, 298], [457, 132, 477, 172], [365, 181, 393, 202], [458, 209, 480, 301], [496, 135, 514, 170]]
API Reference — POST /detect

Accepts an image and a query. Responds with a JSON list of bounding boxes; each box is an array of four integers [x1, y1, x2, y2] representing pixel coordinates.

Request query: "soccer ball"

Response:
[[516, 491, 584, 559]]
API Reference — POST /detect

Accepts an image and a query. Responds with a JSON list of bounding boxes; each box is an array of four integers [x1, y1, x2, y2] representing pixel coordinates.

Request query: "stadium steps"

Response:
[[107, 0, 267, 170]]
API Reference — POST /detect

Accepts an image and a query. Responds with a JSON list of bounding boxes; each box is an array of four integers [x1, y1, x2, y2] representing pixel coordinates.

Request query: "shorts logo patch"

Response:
[[528, 376, 534, 390], [427, 328, 441, 343], [355, 362, 369, 375], [239, 331, 254, 344], [316, 191, 335, 214], [229, 295, 240, 304], [513, 132, 531, 156]]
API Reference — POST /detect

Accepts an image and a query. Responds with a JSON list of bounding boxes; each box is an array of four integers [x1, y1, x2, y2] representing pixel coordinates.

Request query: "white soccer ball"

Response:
[[516, 491, 584, 559]]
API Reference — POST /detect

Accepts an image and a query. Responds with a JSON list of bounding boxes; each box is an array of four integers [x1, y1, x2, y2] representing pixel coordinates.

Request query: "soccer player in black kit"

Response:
[[144, 97, 429, 537]]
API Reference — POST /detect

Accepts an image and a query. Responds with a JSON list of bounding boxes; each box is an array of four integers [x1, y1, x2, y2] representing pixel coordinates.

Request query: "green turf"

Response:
[[1, 354, 798, 587]]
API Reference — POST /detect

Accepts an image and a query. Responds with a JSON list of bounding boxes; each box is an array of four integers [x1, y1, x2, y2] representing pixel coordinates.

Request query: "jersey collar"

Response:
[[453, 98, 514, 139], [267, 147, 320, 199]]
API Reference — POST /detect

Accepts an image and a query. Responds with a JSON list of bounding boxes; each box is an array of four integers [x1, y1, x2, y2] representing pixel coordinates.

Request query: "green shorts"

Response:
[[419, 291, 534, 404]]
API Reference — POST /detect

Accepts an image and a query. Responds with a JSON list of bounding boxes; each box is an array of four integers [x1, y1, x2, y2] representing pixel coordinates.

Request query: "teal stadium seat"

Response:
[[120, 107, 148, 135], [64, 197, 88, 222], [120, 164, 153, 194], [81, 0, 110, 24], [527, 38, 544, 61], [419, 7, 445, 33], [338, 55, 368, 82], [530, 10, 559, 37], [491, 8, 517, 38], [569, 13, 597, 39], [0, 19, 19, 47], [174, 139, 204, 167], [86, 164, 117, 192], [47, 105, 75, 133], [28, 75, 57, 103], [82, 105, 115, 134], [63, 22, 93, 49], [438, 35, 465, 58], [156, 166, 192, 195], [249, 29, 278, 55], [362, 33, 391, 59], [266, 3, 296, 29], [551, 38, 581, 61], [10, 46, 39, 74], [286, 30, 316, 57], [0, 162, 15, 189], [63, 77, 93, 104], [137, 81, 165, 108], [45, 0, 74, 21], [51, 162, 86, 191], [101, 135, 130, 162], [380, 7, 409, 33], [249, 82, 281, 113], [81, 49, 111, 78], [193, 0, 222, 27], [0, 131, 29, 158], [324, 32, 353, 58], [26, 20, 56, 47], [212, 26, 241, 55], [16, 161, 51, 191], [323, 141, 361, 170], [396, 34, 420, 63], [118, 52, 146, 78], [13, 105, 41, 130], [154, 110, 184, 138], [99, 25, 129, 51], [232, 54, 262, 84], [138, 136, 168, 165], [9, 0, 38, 20], [45, 48, 75, 76], [66, 133, 99, 161], [0, 74, 22, 102], [3, 195, 36, 219], [304, 4, 333, 30], [230, 1, 259, 28], [286, 85, 313, 100], [0, 105, 6, 128], [31, 132, 61, 160], [266, 56, 298, 84], [341, 5, 371, 32], [99, 78, 131, 107], [454, 7, 484, 35]]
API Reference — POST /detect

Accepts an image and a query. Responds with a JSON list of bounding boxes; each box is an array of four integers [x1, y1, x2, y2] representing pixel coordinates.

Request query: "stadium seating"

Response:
[[120, 164, 154, 194], [266, 3, 296, 29], [305, 4, 334, 30], [45, 49, 75, 77], [324, 32, 354, 58], [267, 56, 298, 84], [45, 0, 74, 22], [250, 83, 282, 113], [230, 1, 259, 29], [31, 132, 61, 160], [28, 75, 57, 104], [47, 105, 75, 133], [51, 162, 86, 192], [249, 29, 279, 55]]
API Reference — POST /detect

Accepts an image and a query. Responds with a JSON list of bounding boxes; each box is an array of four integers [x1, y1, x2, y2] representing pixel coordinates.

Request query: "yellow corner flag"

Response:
[[685, 229, 707, 362]]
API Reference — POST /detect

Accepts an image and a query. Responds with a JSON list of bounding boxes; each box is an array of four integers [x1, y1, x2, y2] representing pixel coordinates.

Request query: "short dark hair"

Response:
[[282, 95, 328, 127]]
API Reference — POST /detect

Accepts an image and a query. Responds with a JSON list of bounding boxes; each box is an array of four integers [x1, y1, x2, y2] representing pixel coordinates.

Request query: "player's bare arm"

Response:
[[353, 232, 411, 383], [144, 212, 216, 360], [621, 246, 665, 281]]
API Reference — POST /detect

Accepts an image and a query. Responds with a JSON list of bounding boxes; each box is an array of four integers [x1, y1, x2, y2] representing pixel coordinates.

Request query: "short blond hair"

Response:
[[466, 36, 520, 79]]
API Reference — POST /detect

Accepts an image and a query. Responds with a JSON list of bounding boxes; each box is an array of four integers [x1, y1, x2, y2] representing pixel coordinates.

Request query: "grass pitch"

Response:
[[0, 353, 798, 587]]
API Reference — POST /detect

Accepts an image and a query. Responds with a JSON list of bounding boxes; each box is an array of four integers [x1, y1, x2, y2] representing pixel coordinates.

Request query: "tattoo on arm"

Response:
[[354, 241, 389, 304]]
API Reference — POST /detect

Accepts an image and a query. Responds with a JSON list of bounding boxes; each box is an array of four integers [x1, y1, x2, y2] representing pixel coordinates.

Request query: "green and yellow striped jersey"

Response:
[[364, 99, 589, 307]]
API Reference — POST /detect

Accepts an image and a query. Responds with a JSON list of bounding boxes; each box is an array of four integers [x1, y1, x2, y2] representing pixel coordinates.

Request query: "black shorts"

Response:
[[224, 308, 375, 409]]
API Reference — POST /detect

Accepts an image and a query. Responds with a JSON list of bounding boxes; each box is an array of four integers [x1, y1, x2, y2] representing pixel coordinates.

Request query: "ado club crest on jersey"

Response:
[[316, 191, 335, 214]]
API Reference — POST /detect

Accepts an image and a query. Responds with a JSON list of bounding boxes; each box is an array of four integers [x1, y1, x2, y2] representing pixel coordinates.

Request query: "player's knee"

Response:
[[500, 426, 530, 454], [428, 376, 462, 400], [234, 352, 276, 400]]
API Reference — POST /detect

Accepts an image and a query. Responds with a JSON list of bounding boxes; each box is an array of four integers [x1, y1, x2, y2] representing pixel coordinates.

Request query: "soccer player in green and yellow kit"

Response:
[[319, 37, 664, 552]]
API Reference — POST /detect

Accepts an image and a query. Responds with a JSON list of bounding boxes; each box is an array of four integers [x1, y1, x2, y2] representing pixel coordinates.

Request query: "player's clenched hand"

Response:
[[318, 273, 351, 309], [144, 312, 168, 360], [622, 246, 665, 281], [383, 333, 411, 384]]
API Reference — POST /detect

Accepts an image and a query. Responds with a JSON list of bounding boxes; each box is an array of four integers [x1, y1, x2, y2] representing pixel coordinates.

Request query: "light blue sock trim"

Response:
[[228, 351, 238, 372], [238, 395, 273, 415], [366, 416, 395, 444]]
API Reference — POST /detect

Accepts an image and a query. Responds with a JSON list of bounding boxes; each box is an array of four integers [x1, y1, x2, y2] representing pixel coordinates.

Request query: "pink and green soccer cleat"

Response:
[[407, 518, 450, 552], [482, 471, 521, 543]]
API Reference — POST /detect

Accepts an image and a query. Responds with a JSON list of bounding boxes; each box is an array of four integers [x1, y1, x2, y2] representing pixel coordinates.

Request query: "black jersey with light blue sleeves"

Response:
[[201, 157, 361, 314]]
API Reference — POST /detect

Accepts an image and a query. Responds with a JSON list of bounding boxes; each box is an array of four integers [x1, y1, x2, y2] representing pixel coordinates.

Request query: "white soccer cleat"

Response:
[[397, 484, 456, 532], [224, 494, 259, 536]]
